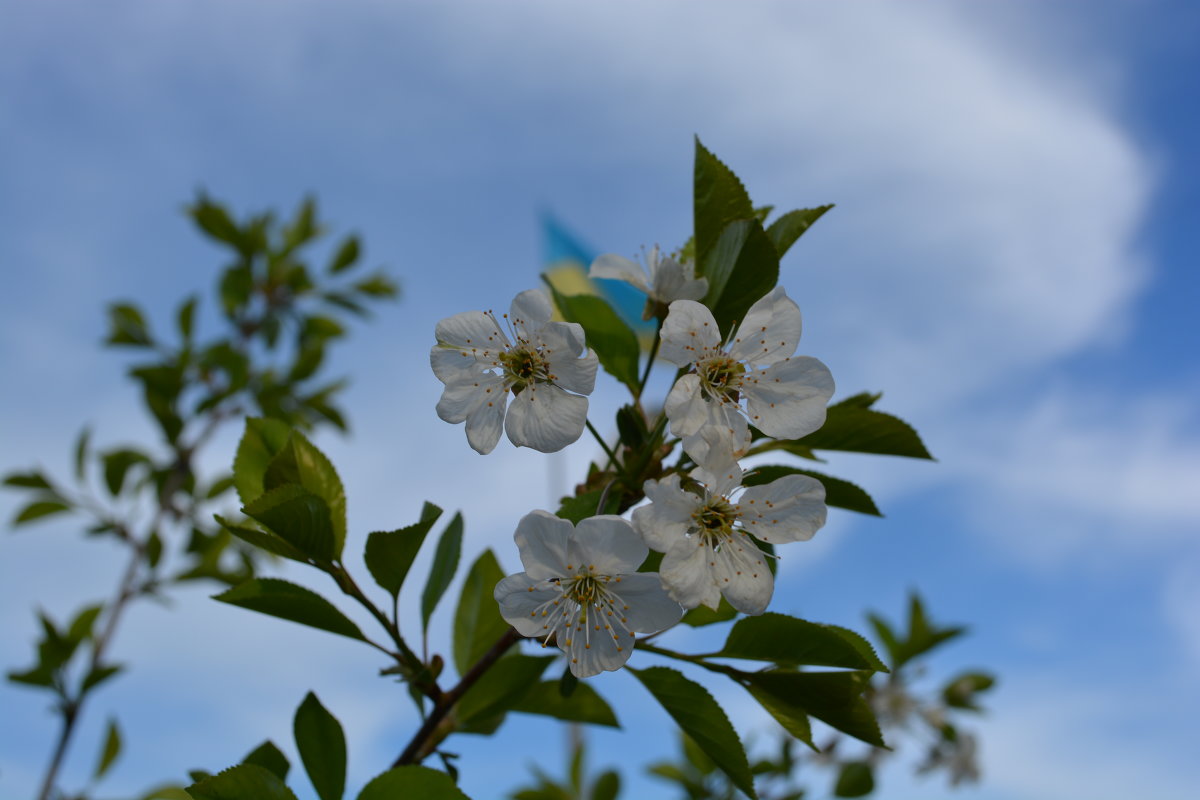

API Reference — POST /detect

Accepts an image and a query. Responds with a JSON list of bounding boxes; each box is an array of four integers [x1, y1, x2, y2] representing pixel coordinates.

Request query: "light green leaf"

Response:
[[262, 431, 347, 555], [452, 549, 509, 676], [631, 666, 757, 798], [766, 205, 833, 258], [214, 579, 366, 642], [741, 466, 881, 517], [680, 598, 738, 627], [93, 717, 121, 780], [693, 138, 754, 281], [243, 485, 337, 563], [242, 740, 289, 781], [233, 418, 294, 505], [294, 692, 346, 800], [356, 766, 471, 800], [421, 513, 463, 631], [702, 218, 780, 337], [364, 502, 443, 598], [510, 680, 620, 727], [186, 764, 299, 800], [721, 613, 888, 671], [545, 286, 641, 393]]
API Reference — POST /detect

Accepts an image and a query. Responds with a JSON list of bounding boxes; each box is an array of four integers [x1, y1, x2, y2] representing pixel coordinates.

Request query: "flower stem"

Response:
[[636, 321, 662, 399], [585, 419, 620, 468]]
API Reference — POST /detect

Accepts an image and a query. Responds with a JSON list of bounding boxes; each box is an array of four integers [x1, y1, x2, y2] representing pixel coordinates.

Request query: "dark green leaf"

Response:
[[102, 448, 149, 496], [214, 579, 365, 642], [7, 664, 56, 688], [942, 671, 997, 711], [242, 740, 289, 781], [356, 766, 471, 800], [81, 663, 124, 692], [766, 206, 833, 259], [364, 502, 443, 598], [742, 466, 881, 516], [457, 654, 554, 726], [177, 296, 198, 341], [219, 266, 254, 316], [744, 678, 814, 748], [721, 614, 888, 671], [545, 286, 640, 393], [294, 692, 346, 800], [186, 764, 299, 800], [421, 513, 463, 631], [453, 549, 509, 676], [353, 273, 399, 298], [702, 219, 780, 338], [510, 680, 620, 727], [3, 472, 51, 489], [94, 717, 122, 780], [630, 666, 757, 798], [680, 598, 738, 627], [75, 426, 91, 480], [328, 236, 360, 274], [693, 138, 754, 281], [262, 431, 347, 554], [555, 489, 618, 525], [216, 515, 309, 563], [834, 762, 874, 797], [233, 418, 294, 505], [243, 485, 337, 563], [591, 771, 620, 800], [13, 500, 71, 525], [67, 605, 103, 643], [744, 670, 884, 748], [106, 303, 153, 347], [798, 400, 933, 460], [205, 474, 236, 500]]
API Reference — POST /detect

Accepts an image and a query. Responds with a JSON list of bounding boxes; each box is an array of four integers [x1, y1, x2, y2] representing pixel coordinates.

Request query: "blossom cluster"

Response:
[[430, 250, 834, 677]]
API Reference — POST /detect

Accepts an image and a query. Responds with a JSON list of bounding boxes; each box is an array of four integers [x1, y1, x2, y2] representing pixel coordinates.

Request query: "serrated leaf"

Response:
[[510, 679, 620, 727], [744, 679, 814, 748], [242, 485, 337, 563], [799, 400, 933, 460], [631, 666, 757, 798], [214, 579, 365, 642], [94, 717, 121, 780], [242, 740, 289, 780], [186, 764, 299, 800], [721, 614, 888, 672], [233, 418, 294, 505], [694, 138, 754, 282], [555, 489, 618, 525], [741, 466, 881, 516], [216, 515, 309, 563], [364, 502, 443, 598], [834, 762, 874, 797], [743, 670, 884, 748], [356, 766, 471, 800], [456, 654, 554, 726], [421, 513, 463, 631], [452, 549, 509, 676], [13, 500, 71, 525], [261, 431, 347, 555], [545, 286, 640, 393], [294, 692, 346, 800], [766, 205, 833, 259], [702, 219, 780, 338]]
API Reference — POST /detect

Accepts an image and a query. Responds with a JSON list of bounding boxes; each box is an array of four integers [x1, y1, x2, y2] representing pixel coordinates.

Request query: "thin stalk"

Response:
[[635, 321, 663, 399], [585, 419, 620, 468]]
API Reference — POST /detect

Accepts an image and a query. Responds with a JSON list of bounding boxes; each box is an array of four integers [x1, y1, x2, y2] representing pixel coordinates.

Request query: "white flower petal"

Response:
[[564, 612, 631, 678], [633, 474, 700, 552], [738, 474, 827, 543], [537, 320, 587, 359], [434, 310, 509, 361], [659, 300, 721, 367], [464, 386, 506, 455], [590, 253, 651, 293], [514, 510, 572, 580], [547, 348, 598, 396], [712, 531, 774, 615], [743, 356, 835, 439], [509, 289, 554, 341], [435, 372, 500, 424], [679, 405, 750, 468], [610, 572, 683, 632], [572, 516, 648, 575], [660, 537, 722, 611], [727, 287, 802, 366], [505, 383, 588, 453], [664, 373, 708, 437], [494, 573, 563, 637], [430, 345, 483, 382], [692, 462, 744, 499]]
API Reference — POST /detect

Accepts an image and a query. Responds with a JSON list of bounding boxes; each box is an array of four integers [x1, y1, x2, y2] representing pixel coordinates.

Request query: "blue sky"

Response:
[[1, 2, 1198, 799]]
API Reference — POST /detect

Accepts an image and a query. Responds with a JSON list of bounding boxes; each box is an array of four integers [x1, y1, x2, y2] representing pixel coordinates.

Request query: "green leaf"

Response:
[[693, 138, 754, 282], [328, 236, 360, 274], [177, 296, 198, 341], [356, 766, 471, 800], [721, 614, 888, 672], [590, 771, 620, 800], [67, 604, 103, 643], [741, 466, 881, 517], [216, 515, 309, 563], [81, 663, 124, 692], [75, 426, 91, 480], [545, 286, 640, 393], [452, 549, 509, 676], [510, 679, 620, 727], [743, 678, 814, 748], [102, 448, 149, 496], [13, 500, 71, 525], [353, 273, 399, 298], [243, 484, 337, 563], [555, 489, 618, 525], [262, 431, 347, 555], [186, 764, 299, 800], [93, 717, 122, 780], [3, 472, 51, 489], [457, 654, 554, 726], [214, 579, 366, 642], [766, 206, 833, 259], [702, 219, 780, 338], [798, 399, 933, 460], [242, 740, 289, 781], [680, 598, 738, 627], [743, 671, 884, 748], [834, 762, 875, 797], [106, 302, 154, 347], [233, 418, 295, 505], [294, 692, 346, 800], [421, 512, 463, 631], [630, 666, 757, 799], [364, 502, 443, 597], [943, 671, 996, 711]]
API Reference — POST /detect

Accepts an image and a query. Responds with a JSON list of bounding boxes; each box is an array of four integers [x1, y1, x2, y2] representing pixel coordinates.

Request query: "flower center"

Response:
[[691, 497, 739, 547], [697, 356, 745, 402], [499, 346, 550, 391]]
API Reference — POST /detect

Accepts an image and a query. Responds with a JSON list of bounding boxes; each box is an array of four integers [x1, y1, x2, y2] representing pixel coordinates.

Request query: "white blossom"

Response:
[[590, 246, 708, 317], [494, 510, 682, 678], [632, 464, 827, 615], [659, 286, 835, 468], [431, 289, 599, 454]]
